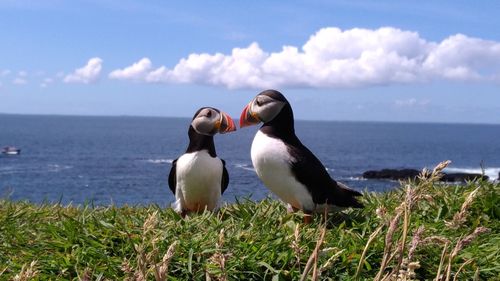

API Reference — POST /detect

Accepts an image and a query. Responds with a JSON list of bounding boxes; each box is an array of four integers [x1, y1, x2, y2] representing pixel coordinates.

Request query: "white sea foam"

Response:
[[144, 159, 174, 164], [0, 166, 14, 172], [444, 167, 500, 181], [0, 166, 17, 175], [47, 164, 73, 172], [343, 176, 368, 181], [235, 163, 255, 172]]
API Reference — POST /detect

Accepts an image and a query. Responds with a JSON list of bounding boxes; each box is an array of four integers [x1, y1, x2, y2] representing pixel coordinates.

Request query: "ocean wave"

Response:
[[144, 159, 174, 164], [0, 166, 18, 175], [0, 166, 14, 172], [234, 163, 255, 172], [444, 167, 500, 181], [47, 164, 73, 172], [341, 176, 368, 181]]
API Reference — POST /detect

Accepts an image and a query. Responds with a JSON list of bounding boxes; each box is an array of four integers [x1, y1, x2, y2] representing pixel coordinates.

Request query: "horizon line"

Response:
[[1, 112, 500, 126]]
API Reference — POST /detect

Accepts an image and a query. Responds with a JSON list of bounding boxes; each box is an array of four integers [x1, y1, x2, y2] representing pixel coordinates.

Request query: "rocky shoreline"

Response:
[[362, 168, 493, 182]]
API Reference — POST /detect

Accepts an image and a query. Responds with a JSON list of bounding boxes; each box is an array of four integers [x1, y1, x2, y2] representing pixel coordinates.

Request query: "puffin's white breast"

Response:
[[174, 150, 223, 212], [250, 130, 314, 211]]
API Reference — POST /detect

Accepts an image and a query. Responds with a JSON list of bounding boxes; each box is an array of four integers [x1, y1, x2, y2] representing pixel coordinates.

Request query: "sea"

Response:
[[1, 114, 499, 206]]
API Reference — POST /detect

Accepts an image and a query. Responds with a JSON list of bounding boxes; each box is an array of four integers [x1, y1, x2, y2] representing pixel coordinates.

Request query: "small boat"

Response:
[[1, 146, 21, 155]]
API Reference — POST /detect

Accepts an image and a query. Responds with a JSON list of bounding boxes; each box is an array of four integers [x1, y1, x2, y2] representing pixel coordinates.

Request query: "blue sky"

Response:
[[1, 0, 499, 123]]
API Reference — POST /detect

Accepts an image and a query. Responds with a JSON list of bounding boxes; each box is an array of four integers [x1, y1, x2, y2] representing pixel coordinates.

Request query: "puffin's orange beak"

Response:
[[239, 102, 261, 128], [217, 111, 236, 134]]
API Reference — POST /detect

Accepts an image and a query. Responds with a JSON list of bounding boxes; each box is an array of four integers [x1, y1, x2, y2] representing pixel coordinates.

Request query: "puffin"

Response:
[[168, 107, 236, 215], [240, 90, 363, 223]]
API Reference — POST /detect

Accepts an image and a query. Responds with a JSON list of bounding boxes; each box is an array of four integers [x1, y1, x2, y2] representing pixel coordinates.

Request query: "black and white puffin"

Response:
[[168, 107, 236, 215], [240, 90, 363, 222]]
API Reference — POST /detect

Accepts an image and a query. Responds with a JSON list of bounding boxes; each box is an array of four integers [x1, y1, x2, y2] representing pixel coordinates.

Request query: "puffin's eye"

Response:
[[206, 110, 212, 118], [256, 99, 262, 106]]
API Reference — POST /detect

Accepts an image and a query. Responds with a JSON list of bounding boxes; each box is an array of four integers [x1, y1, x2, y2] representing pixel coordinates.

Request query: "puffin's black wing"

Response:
[[168, 158, 178, 195], [288, 143, 363, 209], [221, 159, 229, 195]]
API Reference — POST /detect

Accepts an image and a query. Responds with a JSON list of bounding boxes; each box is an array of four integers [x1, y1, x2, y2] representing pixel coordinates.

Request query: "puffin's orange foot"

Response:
[[303, 214, 313, 224]]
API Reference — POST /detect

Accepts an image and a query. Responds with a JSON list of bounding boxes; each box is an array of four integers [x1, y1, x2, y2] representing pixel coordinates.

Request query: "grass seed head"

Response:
[[408, 226, 425, 262], [13, 261, 39, 281], [452, 227, 490, 257], [446, 187, 481, 229], [143, 210, 159, 234], [158, 240, 179, 280]]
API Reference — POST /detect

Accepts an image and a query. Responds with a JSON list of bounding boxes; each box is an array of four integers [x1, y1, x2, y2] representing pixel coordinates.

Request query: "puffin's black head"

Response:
[[239, 89, 291, 128], [191, 107, 236, 136]]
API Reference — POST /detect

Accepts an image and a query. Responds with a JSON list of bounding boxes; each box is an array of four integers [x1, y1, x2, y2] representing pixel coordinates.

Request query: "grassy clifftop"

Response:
[[1, 163, 499, 280]]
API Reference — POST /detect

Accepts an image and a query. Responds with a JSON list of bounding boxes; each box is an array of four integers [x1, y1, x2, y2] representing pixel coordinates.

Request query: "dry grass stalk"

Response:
[[133, 244, 149, 280], [473, 267, 480, 281], [451, 227, 489, 257], [300, 224, 326, 281], [154, 240, 178, 281], [422, 236, 451, 246], [434, 242, 449, 281], [444, 227, 490, 281], [142, 211, 159, 236], [433, 160, 452, 175], [319, 248, 345, 275], [391, 201, 410, 278], [122, 211, 179, 281], [13, 261, 38, 281], [452, 259, 474, 281], [290, 223, 303, 271], [407, 226, 424, 262], [374, 161, 451, 281], [121, 258, 135, 281], [78, 267, 92, 281], [445, 187, 480, 229], [355, 224, 384, 279], [374, 210, 402, 281], [209, 228, 229, 281], [419, 160, 450, 185]]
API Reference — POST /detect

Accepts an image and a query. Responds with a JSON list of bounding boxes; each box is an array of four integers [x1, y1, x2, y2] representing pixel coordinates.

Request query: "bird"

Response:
[[168, 107, 236, 216], [240, 89, 363, 223]]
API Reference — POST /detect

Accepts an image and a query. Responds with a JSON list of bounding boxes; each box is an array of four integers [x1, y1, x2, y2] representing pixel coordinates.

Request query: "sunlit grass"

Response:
[[1, 162, 498, 280]]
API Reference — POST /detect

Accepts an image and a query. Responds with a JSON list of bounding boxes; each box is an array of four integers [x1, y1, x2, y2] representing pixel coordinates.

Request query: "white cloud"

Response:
[[394, 98, 430, 108], [18, 71, 28, 77], [1, 70, 11, 76], [64, 57, 103, 84], [422, 34, 500, 80], [40, 77, 54, 88], [109, 58, 152, 80], [13, 77, 27, 85], [109, 27, 500, 89]]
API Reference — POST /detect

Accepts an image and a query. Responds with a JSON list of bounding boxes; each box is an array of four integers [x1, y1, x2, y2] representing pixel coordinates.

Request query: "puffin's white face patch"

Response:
[[250, 131, 315, 211], [191, 108, 220, 135], [251, 95, 286, 123]]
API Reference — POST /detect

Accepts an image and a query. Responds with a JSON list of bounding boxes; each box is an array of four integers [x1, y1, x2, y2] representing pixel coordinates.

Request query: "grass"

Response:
[[0, 161, 499, 280]]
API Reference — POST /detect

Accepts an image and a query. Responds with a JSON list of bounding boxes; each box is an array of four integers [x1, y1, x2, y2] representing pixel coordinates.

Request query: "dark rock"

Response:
[[362, 169, 420, 180], [440, 173, 488, 182], [362, 169, 489, 182]]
